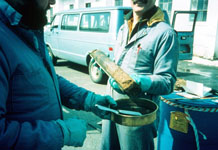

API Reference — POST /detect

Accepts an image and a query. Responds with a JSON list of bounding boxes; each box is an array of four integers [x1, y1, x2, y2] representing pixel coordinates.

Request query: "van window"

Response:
[[51, 15, 61, 29], [61, 14, 79, 31], [79, 12, 110, 32]]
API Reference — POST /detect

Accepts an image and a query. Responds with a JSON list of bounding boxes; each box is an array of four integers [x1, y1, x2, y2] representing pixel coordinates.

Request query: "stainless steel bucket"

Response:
[[111, 98, 158, 126]]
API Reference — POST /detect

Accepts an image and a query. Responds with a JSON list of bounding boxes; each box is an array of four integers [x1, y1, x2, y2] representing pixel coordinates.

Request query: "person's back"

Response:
[[0, 1, 65, 149], [0, 8, 62, 121], [0, 1, 117, 150]]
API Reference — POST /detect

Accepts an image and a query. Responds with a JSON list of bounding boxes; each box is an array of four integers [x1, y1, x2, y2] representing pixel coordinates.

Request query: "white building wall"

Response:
[[123, 0, 131, 6], [51, 0, 75, 13], [171, 0, 190, 22], [92, 1, 107, 7], [172, 0, 218, 59], [215, 20, 218, 59], [190, 0, 218, 59], [207, 0, 218, 59]]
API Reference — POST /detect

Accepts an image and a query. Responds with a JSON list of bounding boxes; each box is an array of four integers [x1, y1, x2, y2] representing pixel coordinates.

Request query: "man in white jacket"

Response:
[[101, 0, 179, 149]]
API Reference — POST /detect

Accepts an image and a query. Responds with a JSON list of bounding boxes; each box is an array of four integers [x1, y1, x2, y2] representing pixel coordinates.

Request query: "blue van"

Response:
[[44, 6, 132, 83], [45, 7, 197, 83]]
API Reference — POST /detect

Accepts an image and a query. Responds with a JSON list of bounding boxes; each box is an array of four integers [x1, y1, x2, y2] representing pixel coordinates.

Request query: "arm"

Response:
[[148, 29, 179, 95], [0, 50, 63, 150], [57, 75, 89, 110], [57, 75, 117, 119]]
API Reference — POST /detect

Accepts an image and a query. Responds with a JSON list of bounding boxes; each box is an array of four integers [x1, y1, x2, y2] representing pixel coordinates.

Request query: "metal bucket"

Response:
[[111, 98, 158, 127]]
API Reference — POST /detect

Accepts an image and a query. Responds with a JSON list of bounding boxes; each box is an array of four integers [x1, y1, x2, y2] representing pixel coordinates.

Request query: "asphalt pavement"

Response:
[[61, 56, 218, 150], [177, 56, 218, 90]]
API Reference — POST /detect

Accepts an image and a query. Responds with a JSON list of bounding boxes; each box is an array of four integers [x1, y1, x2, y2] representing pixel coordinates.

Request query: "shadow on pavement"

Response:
[[55, 60, 89, 74]]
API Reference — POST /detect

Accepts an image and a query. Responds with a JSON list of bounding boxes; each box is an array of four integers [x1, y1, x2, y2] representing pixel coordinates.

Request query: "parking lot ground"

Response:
[[59, 56, 218, 150]]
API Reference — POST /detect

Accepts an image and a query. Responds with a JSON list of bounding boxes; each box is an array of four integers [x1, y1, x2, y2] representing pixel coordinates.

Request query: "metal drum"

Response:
[[111, 98, 158, 127], [158, 92, 218, 150]]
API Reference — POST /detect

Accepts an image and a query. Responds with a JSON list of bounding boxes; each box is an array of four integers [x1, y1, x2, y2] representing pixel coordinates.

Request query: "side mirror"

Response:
[[50, 25, 58, 31]]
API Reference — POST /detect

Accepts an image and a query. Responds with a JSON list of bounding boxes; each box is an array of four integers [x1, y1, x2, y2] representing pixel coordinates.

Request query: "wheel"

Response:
[[88, 59, 108, 84], [47, 46, 58, 65]]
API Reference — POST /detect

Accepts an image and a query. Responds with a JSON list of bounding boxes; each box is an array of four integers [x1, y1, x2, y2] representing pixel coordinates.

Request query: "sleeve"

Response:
[[114, 24, 125, 62], [147, 29, 179, 95], [0, 49, 63, 150], [57, 75, 91, 110]]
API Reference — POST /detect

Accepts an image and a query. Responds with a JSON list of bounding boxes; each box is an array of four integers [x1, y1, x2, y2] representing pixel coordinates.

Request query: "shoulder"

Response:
[[153, 21, 176, 35], [117, 21, 128, 39], [147, 22, 177, 42], [119, 21, 128, 32]]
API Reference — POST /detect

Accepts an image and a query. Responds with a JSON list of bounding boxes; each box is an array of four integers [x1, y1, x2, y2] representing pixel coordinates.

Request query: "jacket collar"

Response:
[[147, 7, 165, 26], [123, 6, 165, 45], [0, 0, 22, 26], [125, 6, 165, 27], [127, 26, 148, 44]]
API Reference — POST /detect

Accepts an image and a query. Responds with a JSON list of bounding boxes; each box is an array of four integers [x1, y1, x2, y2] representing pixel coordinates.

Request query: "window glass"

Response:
[[198, 0, 203, 9], [191, 0, 198, 10], [69, 4, 74, 9], [168, 2, 172, 10], [158, 0, 172, 19], [86, 3, 91, 8], [190, 0, 208, 21], [115, 0, 123, 6], [202, 11, 207, 21], [79, 12, 110, 32], [51, 15, 61, 29], [61, 14, 79, 31], [174, 13, 196, 32], [203, 0, 208, 10]]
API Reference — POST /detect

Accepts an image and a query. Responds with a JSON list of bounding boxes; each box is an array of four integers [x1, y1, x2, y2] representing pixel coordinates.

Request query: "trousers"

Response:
[[101, 119, 157, 150]]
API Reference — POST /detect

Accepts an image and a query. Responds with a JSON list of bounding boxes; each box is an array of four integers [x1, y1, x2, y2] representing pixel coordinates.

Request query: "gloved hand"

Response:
[[90, 58, 98, 67], [109, 77, 125, 94], [109, 74, 152, 95], [55, 118, 87, 147], [84, 93, 117, 119], [90, 58, 102, 71], [130, 74, 152, 92]]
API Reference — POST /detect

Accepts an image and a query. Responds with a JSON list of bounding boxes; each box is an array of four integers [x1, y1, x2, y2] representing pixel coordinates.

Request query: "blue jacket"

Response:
[[0, 1, 90, 149]]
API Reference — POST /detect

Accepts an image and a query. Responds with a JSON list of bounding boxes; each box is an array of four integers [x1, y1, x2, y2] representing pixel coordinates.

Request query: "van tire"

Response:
[[88, 60, 108, 84], [47, 46, 58, 66]]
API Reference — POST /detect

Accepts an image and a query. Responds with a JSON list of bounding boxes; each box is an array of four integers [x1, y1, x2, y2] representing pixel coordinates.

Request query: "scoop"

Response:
[[95, 104, 142, 116]]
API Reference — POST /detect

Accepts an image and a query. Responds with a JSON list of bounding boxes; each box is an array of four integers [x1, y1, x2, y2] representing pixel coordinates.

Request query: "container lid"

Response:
[[161, 92, 218, 108], [111, 98, 158, 126]]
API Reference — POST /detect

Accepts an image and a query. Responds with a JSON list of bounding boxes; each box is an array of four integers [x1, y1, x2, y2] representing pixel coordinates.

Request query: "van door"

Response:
[[57, 14, 80, 63], [172, 11, 198, 60], [46, 14, 62, 57]]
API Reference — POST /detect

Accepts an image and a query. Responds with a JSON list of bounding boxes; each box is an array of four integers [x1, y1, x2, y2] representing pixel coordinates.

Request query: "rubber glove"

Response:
[[130, 74, 152, 92], [90, 58, 98, 67], [55, 118, 87, 147], [109, 77, 125, 94], [90, 58, 102, 71], [84, 92, 117, 119]]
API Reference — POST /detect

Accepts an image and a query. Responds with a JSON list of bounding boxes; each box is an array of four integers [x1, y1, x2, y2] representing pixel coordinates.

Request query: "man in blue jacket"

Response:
[[0, 0, 117, 149]]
